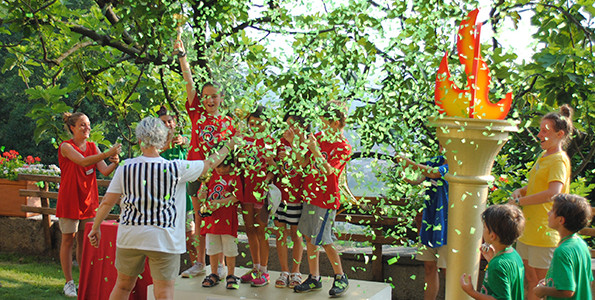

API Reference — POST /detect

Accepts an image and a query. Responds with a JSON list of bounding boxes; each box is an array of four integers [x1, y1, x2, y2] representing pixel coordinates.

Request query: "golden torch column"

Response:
[[430, 117, 518, 300]]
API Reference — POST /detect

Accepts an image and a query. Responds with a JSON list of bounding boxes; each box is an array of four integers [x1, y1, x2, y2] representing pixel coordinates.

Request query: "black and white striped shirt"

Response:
[[106, 156, 204, 253]]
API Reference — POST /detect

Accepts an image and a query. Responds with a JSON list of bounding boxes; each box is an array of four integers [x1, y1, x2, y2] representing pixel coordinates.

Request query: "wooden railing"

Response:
[[18, 174, 407, 282]]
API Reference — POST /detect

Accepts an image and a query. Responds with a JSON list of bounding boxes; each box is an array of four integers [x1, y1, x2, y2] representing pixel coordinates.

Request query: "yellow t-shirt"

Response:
[[518, 151, 571, 247]]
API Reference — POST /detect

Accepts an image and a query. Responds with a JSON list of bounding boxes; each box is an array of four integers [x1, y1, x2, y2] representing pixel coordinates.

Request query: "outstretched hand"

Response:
[[109, 143, 122, 156], [460, 273, 475, 295]]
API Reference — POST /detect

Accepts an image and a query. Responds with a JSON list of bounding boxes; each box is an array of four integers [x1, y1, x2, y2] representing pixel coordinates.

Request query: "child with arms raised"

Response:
[[175, 38, 235, 278], [460, 204, 525, 300], [534, 194, 593, 299]]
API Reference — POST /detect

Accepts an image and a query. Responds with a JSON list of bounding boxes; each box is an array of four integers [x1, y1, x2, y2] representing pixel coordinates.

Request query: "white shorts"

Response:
[[206, 234, 238, 257], [416, 244, 447, 269], [516, 241, 555, 269]]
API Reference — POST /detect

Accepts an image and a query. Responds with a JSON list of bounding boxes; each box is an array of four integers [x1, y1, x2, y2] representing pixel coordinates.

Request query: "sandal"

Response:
[[202, 273, 221, 288], [226, 275, 240, 290], [275, 272, 289, 288], [289, 273, 303, 289]]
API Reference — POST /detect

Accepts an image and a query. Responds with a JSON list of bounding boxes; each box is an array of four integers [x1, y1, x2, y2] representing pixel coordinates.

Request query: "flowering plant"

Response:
[[0, 148, 60, 181]]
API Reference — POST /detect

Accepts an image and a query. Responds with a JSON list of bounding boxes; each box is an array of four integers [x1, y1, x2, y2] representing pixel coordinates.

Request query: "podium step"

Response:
[[148, 267, 392, 300]]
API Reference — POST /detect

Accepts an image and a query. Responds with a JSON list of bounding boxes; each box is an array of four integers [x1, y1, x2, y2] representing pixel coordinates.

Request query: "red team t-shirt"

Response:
[[274, 138, 303, 204], [302, 132, 352, 210], [56, 140, 100, 219], [240, 136, 275, 205], [200, 172, 242, 237], [185, 94, 235, 161]]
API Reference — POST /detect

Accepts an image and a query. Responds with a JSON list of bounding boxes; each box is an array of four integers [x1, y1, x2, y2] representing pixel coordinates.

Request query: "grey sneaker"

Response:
[[329, 274, 349, 297], [181, 262, 205, 278], [293, 274, 322, 293], [63, 280, 77, 298]]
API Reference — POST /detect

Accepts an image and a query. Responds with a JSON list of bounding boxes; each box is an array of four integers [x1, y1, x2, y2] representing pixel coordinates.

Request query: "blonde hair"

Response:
[[63, 112, 87, 134]]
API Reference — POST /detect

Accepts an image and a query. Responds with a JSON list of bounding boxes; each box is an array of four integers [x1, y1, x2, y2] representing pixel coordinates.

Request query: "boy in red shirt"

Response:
[[200, 154, 243, 289], [294, 102, 352, 297]]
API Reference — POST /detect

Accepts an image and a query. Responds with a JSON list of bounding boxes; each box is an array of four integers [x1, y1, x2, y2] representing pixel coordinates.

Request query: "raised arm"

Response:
[[175, 38, 197, 105], [305, 133, 347, 177], [200, 138, 238, 177], [61, 142, 121, 168]]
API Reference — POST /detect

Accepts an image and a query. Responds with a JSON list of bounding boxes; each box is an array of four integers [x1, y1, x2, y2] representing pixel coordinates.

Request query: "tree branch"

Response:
[[94, 1, 136, 45], [121, 65, 145, 105], [206, 16, 272, 48], [54, 41, 94, 65], [571, 135, 595, 179], [159, 67, 184, 126]]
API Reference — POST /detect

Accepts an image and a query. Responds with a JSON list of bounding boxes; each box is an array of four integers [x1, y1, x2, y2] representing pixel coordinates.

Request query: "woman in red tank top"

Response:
[[57, 112, 121, 297]]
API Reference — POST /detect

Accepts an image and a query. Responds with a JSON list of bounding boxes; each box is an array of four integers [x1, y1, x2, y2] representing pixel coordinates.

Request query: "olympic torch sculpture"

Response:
[[431, 9, 518, 300]]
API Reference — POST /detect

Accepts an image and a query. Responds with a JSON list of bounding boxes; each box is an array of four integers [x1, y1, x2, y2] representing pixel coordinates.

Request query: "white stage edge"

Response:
[[148, 267, 392, 300]]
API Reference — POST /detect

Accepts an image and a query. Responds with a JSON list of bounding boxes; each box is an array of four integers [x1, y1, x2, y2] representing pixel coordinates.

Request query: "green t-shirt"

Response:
[[545, 234, 593, 300], [160, 143, 193, 212], [480, 247, 524, 300]]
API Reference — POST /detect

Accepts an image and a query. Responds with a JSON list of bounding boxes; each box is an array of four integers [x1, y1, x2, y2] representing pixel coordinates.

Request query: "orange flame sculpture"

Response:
[[435, 9, 512, 119]]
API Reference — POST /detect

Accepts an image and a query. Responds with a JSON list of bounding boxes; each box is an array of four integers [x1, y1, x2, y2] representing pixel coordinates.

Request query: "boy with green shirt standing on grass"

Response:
[[534, 194, 593, 300], [460, 204, 525, 300]]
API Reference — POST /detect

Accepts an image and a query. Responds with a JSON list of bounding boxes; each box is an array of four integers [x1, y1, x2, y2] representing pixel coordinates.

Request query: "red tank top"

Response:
[[56, 140, 99, 219]]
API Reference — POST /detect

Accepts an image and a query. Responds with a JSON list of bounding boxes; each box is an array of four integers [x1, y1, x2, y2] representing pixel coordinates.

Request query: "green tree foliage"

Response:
[[1, 0, 594, 254]]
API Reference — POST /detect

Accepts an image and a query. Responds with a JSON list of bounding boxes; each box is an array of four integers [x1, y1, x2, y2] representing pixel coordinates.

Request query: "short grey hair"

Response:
[[136, 117, 168, 149]]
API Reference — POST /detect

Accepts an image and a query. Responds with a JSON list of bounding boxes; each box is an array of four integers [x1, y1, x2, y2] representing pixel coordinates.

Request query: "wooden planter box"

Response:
[[0, 178, 40, 217]]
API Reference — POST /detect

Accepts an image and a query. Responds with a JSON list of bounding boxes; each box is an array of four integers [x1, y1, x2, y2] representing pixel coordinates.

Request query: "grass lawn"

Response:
[[0, 252, 79, 300]]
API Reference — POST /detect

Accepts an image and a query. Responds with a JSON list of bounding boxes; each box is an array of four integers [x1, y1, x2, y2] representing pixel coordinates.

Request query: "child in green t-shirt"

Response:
[[534, 193, 593, 300], [460, 204, 525, 300]]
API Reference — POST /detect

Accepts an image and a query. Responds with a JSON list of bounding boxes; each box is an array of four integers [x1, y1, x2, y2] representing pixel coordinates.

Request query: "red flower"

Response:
[[25, 155, 35, 164], [34, 157, 41, 162]]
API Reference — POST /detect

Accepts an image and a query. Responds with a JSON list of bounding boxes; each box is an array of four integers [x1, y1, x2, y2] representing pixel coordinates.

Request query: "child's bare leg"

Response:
[[274, 220, 290, 272], [321, 243, 343, 275], [423, 261, 439, 300], [255, 210, 270, 270], [241, 203, 261, 267], [304, 236, 320, 277], [289, 225, 303, 273], [226, 256, 236, 276]]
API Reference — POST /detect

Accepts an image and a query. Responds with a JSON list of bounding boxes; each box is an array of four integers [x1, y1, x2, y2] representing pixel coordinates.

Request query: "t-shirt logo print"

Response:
[[209, 182, 227, 201], [200, 125, 217, 147], [313, 151, 329, 172]]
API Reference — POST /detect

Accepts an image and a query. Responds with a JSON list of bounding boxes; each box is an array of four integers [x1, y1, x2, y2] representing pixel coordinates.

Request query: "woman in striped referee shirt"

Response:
[[88, 117, 236, 300]]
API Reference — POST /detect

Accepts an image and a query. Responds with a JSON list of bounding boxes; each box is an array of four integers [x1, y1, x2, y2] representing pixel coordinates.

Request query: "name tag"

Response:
[[85, 168, 94, 176]]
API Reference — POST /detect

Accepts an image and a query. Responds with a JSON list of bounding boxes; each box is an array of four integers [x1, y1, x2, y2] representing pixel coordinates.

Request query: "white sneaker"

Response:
[[181, 262, 206, 278], [63, 280, 77, 298], [217, 263, 227, 278]]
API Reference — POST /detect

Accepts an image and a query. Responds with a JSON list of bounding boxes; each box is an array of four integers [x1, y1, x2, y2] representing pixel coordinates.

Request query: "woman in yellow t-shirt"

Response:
[[509, 104, 573, 300]]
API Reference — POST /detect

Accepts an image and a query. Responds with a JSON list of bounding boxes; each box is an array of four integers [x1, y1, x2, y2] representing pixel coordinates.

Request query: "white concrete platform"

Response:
[[148, 267, 392, 300]]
